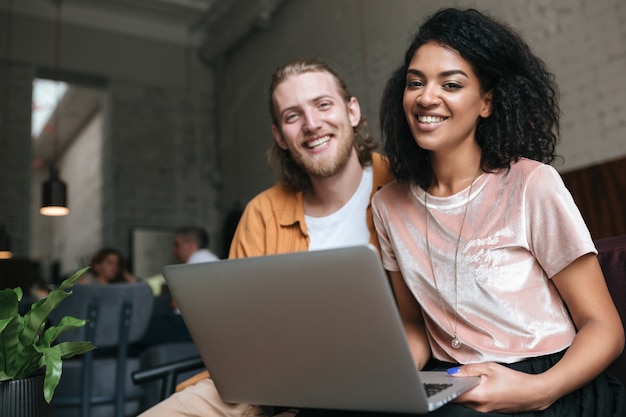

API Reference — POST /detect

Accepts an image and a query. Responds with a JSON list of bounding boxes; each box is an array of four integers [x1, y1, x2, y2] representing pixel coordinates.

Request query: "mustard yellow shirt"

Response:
[[228, 153, 393, 259]]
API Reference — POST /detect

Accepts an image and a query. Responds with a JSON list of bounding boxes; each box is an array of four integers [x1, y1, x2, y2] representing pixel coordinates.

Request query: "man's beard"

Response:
[[292, 135, 355, 179]]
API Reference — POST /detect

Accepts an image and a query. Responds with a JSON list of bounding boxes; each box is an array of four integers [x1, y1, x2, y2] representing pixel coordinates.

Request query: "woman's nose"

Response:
[[417, 85, 439, 107]]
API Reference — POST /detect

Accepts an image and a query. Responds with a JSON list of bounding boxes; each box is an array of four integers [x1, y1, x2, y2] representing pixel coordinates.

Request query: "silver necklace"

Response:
[[424, 178, 476, 349]]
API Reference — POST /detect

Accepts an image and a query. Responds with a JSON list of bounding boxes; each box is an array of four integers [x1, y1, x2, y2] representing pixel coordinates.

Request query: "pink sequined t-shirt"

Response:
[[372, 158, 596, 364]]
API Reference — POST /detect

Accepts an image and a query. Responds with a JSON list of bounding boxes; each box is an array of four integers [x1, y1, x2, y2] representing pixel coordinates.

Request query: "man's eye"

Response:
[[318, 101, 331, 110], [284, 113, 298, 123]]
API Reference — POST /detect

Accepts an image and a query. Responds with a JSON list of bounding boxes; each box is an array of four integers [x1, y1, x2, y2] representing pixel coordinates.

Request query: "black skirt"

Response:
[[294, 350, 626, 417]]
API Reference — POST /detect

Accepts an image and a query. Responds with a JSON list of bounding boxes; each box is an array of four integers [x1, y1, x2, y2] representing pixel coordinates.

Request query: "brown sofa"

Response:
[[596, 234, 626, 386]]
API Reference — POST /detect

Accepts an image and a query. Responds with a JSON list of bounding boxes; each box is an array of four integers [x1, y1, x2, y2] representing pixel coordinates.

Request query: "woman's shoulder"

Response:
[[505, 158, 559, 182], [498, 158, 566, 198]]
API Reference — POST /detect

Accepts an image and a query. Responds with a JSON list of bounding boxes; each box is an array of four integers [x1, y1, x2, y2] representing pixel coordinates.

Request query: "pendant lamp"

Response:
[[40, 0, 69, 217], [0, 225, 12, 259], [40, 166, 69, 216]]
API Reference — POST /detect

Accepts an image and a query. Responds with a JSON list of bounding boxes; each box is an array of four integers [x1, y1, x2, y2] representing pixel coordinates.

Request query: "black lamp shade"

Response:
[[40, 166, 69, 216], [0, 225, 11, 259]]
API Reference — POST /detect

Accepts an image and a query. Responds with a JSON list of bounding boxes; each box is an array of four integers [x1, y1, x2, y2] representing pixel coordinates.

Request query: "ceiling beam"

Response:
[[197, 0, 290, 64]]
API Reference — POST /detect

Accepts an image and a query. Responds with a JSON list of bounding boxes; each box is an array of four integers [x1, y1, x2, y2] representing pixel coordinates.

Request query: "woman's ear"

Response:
[[480, 90, 493, 118], [272, 125, 288, 150]]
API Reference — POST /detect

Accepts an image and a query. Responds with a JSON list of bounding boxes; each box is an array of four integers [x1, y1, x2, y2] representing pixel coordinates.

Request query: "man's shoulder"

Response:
[[242, 183, 302, 218], [248, 183, 298, 204]]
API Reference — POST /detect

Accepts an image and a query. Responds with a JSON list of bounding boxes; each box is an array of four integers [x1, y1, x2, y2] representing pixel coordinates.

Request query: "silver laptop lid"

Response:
[[163, 245, 475, 413]]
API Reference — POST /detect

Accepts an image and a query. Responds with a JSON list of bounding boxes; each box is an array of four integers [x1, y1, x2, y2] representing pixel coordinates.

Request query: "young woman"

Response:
[[79, 247, 137, 284], [372, 8, 625, 416]]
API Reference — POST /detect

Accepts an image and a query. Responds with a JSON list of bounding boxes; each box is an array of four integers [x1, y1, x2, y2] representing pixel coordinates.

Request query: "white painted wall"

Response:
[[215, 0, 626, 209]]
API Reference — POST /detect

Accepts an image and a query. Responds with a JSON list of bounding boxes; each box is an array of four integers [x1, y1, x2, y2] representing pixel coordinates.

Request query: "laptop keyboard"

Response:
[[424, 383, 453, 397]]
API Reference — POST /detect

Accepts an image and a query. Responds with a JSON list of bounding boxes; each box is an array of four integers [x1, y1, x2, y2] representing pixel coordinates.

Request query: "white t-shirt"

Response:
[[305, 166, 373, 251], [187, 249, 219, 264], [372, 158, 596, 364]]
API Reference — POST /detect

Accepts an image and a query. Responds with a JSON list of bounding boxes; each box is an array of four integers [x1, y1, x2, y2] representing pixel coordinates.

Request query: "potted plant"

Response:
[[0, 267, 95, 416]]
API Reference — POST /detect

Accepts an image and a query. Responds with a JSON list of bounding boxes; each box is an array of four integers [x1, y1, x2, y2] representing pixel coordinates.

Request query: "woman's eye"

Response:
[[443, 81, 462, 90], [406, 79, 423, 88]]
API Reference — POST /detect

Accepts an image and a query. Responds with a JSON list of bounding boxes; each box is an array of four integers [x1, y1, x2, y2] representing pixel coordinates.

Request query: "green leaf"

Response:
[[41, 316, 88, 347], [20, 267, 88, 347], [0, 315, 21, 378], [0, 287, 21, 319], [0, 316, 15, 334], [12, 345, 41, 379], [50, 341, 96, 359], [42, 349, 61, 403], [56, 267, 89, 291], [39, 342, 95, 403]]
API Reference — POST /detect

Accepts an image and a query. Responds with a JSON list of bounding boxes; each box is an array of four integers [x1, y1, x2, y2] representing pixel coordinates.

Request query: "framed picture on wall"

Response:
[[130, 227, 178, 279]]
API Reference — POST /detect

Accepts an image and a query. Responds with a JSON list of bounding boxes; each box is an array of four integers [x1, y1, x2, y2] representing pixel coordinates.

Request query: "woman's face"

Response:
[[94, 254, 121, 281], [402, 42, 492, 155]]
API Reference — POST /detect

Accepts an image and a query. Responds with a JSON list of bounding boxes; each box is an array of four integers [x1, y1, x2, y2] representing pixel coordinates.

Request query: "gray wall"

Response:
[[1, 0, 625, 279], [0, 11, 217, 278]]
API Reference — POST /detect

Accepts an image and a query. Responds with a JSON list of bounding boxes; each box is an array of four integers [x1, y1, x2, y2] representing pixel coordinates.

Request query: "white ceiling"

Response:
[[1, 0, 235, 45]]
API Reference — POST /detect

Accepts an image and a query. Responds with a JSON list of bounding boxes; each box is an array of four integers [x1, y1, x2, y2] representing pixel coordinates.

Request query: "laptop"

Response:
[[163, 245, 480, 414]]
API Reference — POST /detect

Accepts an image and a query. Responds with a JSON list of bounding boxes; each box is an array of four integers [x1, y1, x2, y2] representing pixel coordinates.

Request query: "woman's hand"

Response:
[[450, 362, 555, 413]]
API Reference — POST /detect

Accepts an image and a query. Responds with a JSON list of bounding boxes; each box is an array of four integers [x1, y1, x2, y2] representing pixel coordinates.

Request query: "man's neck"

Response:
[[303, 152, 364, 217]]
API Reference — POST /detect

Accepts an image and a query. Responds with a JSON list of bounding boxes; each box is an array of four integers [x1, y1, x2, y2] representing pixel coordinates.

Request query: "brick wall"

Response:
[[216, 0, 626, 210], [105, 79, 218, 264], [0, 63, 34, 257]]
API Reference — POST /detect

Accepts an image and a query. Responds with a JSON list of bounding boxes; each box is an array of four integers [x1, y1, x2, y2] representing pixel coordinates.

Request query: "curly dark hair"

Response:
[[267, 58, 378, 192], [380, 8, 560, 188]]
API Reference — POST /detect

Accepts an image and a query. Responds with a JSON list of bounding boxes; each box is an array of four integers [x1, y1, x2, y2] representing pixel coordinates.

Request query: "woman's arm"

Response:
[[452, 253, 625, 412], [540, 253, 624, 400], [388, 270, 431, 369]]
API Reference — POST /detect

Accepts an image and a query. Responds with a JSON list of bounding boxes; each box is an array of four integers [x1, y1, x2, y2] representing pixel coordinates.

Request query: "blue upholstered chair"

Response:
[[48, 281, 154, 417]]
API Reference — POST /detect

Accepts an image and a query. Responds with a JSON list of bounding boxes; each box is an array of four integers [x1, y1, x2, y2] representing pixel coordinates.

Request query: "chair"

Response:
[[134, 342, 203, 411], [48, 282, 154, 417], [132, 343, 281, 417], [596, 234, 626, 386]]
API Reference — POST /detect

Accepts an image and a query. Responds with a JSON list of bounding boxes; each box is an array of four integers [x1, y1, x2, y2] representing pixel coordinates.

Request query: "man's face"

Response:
[[271, 71, 361, 178], [173, 234, 194, 263]]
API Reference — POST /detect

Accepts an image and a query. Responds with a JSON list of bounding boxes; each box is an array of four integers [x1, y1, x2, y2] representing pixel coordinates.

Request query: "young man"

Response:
[[139, 58, 393, 417]]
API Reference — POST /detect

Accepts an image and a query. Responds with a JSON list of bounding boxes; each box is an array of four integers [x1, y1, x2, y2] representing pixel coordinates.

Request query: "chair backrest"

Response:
[[48, 281, 155, 417], [50, 282, 154, 347], [595, 234, 626, 386]]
